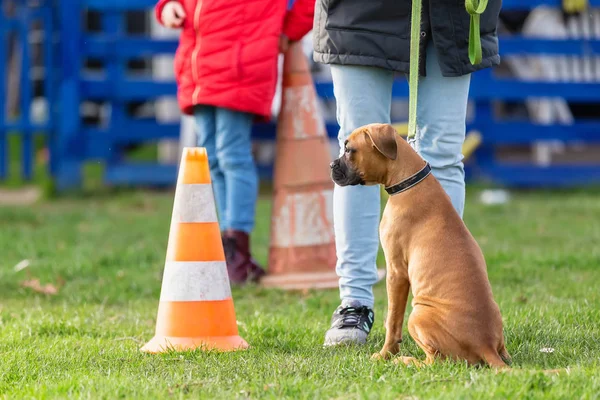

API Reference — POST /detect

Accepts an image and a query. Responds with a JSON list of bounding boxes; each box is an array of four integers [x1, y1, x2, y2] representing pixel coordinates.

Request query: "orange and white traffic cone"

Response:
[[141, 148, 248, 353], [261, 42, 340, 290]]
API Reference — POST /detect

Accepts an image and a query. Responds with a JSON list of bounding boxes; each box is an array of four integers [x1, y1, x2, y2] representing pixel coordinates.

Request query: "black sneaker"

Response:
[[323, 301, 374, 346]]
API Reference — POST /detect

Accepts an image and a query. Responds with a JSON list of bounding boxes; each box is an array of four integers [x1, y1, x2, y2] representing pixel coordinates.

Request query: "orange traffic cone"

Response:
[[141, 148, 248, 353], [261, 42, 340, 290]]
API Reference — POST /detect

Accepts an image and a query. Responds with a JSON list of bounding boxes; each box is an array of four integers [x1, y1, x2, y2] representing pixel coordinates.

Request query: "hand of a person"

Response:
[[161, 1, 186, 28], [279, 34, 290, 53]]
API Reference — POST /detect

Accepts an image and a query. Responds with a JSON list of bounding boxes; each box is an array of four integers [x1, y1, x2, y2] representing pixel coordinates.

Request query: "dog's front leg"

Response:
[[372, 262, 410, 361]]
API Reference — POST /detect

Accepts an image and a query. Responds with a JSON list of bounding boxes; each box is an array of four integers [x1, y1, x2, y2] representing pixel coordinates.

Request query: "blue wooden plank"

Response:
[[23, 8, 50, 22], [82, 137, 113, 160], [1, 122, 52, 133], [476, 122, 600, 145], [470, 78, 600, 102], [0, 6, 7, 179], [102, 11, 126, 165], [42, 6, 56, 175], [84, 36, 178, 58], [1, 19, 20, 31], [104, 163, 177, 185], [83, 121, 181, 143], [18, 3, 34, 180], [83, 0, 156, 10], [474, 102, 497, 171], [500, 38, 600, 56], [55, 160, 85, 190], [82, 35, 600, 62], [475, 164, 600, 188], [502, 0, 600, 8], [81, 77, 177, 100], [317, 78, 600, 102], [251, 122, 340, 140], [86, 120, 334, 158], [56, 0, 84, 190]]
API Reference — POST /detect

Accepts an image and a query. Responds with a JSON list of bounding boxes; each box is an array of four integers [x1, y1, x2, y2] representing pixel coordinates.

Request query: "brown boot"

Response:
[[222, 230, 265, 285]]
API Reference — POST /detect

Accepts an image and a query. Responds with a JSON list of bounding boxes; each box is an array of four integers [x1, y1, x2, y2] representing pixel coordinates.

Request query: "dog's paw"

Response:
[[393, 356, 424, 367], [371, 351, 393, 361]]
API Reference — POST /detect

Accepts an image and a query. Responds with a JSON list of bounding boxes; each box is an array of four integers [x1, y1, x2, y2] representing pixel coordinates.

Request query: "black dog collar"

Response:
[[385, 163, 432, 196]]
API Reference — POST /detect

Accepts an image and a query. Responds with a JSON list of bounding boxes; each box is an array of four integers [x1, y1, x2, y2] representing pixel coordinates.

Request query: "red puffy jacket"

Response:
[[155, 0, 315, 119]]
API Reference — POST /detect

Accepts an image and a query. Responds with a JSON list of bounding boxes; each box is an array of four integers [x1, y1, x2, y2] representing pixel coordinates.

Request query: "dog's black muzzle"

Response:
[[330, 158, 365, 186]]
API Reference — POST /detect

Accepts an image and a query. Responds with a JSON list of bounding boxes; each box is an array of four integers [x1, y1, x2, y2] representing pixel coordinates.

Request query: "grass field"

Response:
[[1, 187, 599, 399]]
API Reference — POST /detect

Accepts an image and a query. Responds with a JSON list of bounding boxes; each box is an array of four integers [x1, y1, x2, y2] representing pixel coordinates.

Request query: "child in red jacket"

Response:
[[156, 0, 315, 284]]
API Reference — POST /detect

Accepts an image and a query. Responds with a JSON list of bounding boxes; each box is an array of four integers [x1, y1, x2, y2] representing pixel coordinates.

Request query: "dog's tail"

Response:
[[492, 345, 568, 376]]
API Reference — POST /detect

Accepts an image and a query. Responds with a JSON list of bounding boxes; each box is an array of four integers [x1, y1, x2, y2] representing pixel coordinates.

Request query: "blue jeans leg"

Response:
[[331, 64, 394, 308], [194, 106, 226, 224], [214, 107, 257, 233], [409, 44, 471, 217]]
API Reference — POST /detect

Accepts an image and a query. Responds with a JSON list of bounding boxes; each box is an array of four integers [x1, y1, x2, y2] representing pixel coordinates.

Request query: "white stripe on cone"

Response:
[[271, 189, 334, 247], [282, 86, 326, 139], [171, 184, 218, 223], [160, 261, 231, 302]]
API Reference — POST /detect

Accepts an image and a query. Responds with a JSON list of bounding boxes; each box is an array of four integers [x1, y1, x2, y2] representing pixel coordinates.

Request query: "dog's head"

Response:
[[330, 123, 401, 187]]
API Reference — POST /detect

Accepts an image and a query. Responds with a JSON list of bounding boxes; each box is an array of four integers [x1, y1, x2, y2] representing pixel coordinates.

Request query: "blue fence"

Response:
[[0, 2, 56, 181], [1, 0, 600, 189]]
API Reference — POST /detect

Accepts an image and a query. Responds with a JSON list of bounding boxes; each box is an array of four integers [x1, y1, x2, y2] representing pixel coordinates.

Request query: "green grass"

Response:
[[1, 134, 51, 189], [1, 188, 600, 399]]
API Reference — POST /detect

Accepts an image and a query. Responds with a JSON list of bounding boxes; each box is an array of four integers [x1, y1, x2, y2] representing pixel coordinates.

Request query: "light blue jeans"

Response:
[[194, 106, 257, 233], [332, 44, 471, 308]]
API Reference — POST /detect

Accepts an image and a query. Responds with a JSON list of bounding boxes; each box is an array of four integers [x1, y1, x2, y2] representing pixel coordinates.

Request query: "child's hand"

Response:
[[161, 1, 186, 28], [279, 35, 290, 53]]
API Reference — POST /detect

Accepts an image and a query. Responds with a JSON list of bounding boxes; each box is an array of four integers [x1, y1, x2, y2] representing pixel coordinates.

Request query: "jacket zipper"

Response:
[[191, 0, 203, 104]]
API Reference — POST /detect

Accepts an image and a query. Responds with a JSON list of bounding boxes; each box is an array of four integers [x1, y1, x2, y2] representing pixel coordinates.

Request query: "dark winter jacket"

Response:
[[313, 0, 502, 76]]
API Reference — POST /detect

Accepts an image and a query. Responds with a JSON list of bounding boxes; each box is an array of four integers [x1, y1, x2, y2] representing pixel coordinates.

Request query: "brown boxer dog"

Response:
[[330, 123, 510, 368]]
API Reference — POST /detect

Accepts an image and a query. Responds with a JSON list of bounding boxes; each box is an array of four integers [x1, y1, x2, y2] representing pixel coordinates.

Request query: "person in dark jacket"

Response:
[[314, 0, 502, 346]]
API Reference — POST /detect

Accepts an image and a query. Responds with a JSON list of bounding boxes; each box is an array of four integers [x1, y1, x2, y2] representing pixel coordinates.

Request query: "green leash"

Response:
[[465, 0, 489, 65], [407, 0, 488, 139]]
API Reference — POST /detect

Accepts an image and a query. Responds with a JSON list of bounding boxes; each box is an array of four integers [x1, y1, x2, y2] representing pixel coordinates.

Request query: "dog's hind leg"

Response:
[[482, 348, 510, 369], [394, 356, 428, 367], [499, 343, 512, 364], [392, 311, 446, 367], [393, 349, 440, 367]]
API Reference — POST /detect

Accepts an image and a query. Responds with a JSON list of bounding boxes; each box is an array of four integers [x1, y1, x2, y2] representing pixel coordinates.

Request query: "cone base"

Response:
[[140, 335, 248, 354], [261, 269, 386, 290]]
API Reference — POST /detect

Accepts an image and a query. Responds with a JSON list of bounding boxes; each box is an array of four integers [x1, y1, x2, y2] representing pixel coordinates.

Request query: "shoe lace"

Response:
[[338, 306, 367, 327]]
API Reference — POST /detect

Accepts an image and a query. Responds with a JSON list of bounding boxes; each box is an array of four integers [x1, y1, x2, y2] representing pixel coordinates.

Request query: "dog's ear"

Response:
[[364, 124, 398, 160]]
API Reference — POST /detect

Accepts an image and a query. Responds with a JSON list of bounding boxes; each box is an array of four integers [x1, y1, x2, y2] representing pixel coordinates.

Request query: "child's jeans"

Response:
[[193, 106, 258, 233]]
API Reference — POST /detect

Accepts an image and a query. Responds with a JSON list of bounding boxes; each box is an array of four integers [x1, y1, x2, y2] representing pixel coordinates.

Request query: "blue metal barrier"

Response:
[[1, 0, 600, 189]]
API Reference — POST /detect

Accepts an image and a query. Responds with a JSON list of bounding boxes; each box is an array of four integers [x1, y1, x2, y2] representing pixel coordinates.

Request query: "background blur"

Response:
[[1, 0, 600, 196], [2, 3, 600, 398]]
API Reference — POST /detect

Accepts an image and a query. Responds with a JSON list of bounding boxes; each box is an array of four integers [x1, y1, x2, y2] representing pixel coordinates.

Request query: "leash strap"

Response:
[[407, 0, 488, 138], [465, 0, 489, 65], [407, 0, 423, 139]]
